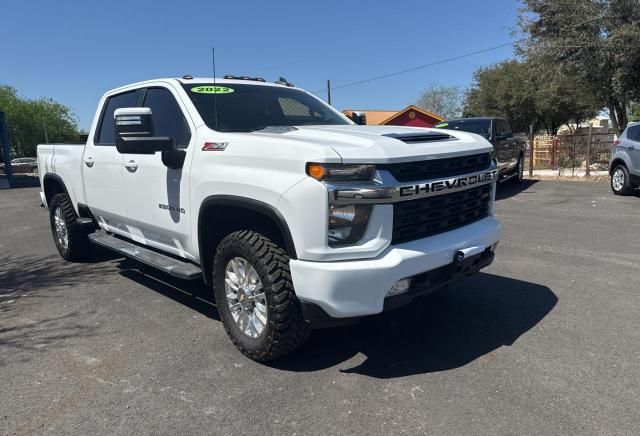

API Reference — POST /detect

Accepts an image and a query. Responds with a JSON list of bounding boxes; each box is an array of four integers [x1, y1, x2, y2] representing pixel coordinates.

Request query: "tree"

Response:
[[517, 0, 640, 134], [415, 84, 462, 119], [0, 85, 79, 157], [463, 59, 598, 133]]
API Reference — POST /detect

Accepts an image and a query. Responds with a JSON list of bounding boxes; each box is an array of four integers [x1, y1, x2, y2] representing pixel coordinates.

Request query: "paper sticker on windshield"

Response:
[[434, 122, 448, 128], [191, 86, 234, 94]]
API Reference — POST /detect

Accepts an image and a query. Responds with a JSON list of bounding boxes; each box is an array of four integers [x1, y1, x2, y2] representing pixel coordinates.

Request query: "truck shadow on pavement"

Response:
[[495, 179, 538, 201], [115, 259, 220, 321], [271, 273, 557, 378]]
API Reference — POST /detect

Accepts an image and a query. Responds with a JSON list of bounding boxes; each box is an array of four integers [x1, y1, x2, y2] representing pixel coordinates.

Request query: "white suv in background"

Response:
[[610, 122, 640, 195]]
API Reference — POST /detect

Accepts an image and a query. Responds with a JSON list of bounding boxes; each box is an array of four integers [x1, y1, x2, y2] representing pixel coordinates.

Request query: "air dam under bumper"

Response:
[[289, 216, 501, 321]]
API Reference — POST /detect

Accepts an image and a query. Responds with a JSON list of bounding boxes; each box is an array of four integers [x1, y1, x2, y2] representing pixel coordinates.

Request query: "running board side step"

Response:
[[88, 232, 202, 280]]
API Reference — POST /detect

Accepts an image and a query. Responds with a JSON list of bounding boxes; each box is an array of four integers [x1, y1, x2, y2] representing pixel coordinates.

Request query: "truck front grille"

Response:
[[381, 153, 491, 183], [392, 184, 491, 244]]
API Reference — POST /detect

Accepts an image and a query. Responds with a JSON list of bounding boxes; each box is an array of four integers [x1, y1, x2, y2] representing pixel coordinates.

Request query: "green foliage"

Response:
[[415, 84, 463, 120], [517, 0, 640, 133], [0, 85, 79, 157], [630, 102, 640, 121], [463, 60, 598, 133]]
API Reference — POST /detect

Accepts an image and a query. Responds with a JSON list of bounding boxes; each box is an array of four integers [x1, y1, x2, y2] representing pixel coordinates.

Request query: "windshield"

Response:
[[182, 83, 349, 132], [434, 119, 492, 139]]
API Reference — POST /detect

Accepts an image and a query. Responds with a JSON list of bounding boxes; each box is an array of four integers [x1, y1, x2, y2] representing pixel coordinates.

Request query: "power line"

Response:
[[311, 40, 522, 94], [313, 15, 607, 94]]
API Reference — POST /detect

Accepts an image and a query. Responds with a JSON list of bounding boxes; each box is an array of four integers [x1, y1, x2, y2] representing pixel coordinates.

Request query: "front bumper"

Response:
[[289, 216, 501, 322]]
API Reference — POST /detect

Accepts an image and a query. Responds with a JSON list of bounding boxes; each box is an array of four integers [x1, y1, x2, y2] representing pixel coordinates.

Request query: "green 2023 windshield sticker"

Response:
[[434, 122, 448, 128], [191, 86, 234, 94]]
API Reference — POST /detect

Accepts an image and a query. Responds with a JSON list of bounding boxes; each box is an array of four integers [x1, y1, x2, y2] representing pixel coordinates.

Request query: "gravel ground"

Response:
[[1, 181, 639, 435]]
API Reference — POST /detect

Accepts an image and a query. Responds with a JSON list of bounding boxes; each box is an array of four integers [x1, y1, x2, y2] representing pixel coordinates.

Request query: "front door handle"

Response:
[[83, 157, 94, 168], [124, 160, 139, 172]]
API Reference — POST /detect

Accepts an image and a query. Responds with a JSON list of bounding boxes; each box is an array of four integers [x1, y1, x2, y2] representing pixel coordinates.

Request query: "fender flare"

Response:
[[42, 173, 71, 205], [197, 195, 298, 264]]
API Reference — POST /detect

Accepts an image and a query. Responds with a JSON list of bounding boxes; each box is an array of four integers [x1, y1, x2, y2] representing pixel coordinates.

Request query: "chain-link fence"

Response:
[[521, 128, 615, 176]]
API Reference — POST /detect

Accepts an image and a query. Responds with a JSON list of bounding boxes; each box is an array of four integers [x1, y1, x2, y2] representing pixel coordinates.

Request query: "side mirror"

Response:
[[114, 107, 175, 155], [114, 107, 185, 169], [350, 111, 367, 125]]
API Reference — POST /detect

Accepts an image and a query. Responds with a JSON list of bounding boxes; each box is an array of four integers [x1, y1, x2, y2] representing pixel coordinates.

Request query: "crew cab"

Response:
[[434, 117, 526, 183], [38, 77, 501, 361]]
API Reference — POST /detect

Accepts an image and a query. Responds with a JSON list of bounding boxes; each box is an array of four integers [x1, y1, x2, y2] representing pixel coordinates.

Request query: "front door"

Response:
[[83, 90, 141, 234], [121, 86, 195, 260]]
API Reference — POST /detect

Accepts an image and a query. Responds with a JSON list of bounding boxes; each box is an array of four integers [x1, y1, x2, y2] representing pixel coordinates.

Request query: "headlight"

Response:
[[306, 163, 375, 182], [328, 204, 372, 247]]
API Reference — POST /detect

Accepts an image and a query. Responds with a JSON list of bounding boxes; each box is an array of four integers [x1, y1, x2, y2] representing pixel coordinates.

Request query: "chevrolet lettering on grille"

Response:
[[399, 170, 498, 198], [328, 168, 498, 205]]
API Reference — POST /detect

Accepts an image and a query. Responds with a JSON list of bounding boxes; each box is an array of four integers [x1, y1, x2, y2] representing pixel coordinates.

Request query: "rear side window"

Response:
[[627, 125, 640, 142], [143, 88, 191, 148], [96, 90, 140, 145]]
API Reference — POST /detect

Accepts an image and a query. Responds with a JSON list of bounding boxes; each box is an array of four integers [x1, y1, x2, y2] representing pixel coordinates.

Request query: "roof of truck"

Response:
[[106, 77, 302, 95]]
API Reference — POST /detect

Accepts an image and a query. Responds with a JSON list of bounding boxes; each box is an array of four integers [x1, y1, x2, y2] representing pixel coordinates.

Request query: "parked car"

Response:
[[0, 157, 38, 174], [38, 76, 501, 361], [434, 117, 526, 183], [610, 121, 640, 195]]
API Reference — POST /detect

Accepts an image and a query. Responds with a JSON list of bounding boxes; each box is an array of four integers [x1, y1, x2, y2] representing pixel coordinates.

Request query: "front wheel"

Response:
[[213, 230, 310, 361], [511, 155, 524, 184], [611, 165, 634, 196]]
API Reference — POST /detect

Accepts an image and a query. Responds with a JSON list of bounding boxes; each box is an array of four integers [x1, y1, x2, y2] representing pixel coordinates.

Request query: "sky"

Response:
[[0, 0, 520, 130]]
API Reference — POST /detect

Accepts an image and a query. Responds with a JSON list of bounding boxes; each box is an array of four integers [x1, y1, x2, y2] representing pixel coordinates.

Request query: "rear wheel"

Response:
[[49, 193, 93, 261], [213, 230, 309, 361], [611, 165, 634, 196]]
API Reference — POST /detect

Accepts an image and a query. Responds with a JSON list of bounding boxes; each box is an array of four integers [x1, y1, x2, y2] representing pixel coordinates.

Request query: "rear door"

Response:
[[83, 89, 141, 233], [121, 85, 195, 259]]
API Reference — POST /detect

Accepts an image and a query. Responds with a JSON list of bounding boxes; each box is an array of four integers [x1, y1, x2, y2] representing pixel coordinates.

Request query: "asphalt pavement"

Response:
[[1, 180, 639, 435]]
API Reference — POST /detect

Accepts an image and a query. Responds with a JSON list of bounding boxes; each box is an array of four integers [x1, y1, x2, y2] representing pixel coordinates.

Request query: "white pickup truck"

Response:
[[38, 76, 501, 360]]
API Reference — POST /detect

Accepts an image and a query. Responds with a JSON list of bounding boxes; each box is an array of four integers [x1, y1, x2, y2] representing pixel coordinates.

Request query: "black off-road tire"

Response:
[[213, 230, 310, 361], [49, 193, 93, 261], [611, 164, 634, 196]]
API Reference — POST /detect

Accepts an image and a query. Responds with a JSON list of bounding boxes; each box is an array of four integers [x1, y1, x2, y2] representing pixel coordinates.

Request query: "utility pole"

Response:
[[327, 79, 332, 106]]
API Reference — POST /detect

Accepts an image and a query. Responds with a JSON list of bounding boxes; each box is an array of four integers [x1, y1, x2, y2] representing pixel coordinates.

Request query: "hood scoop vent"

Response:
[[383, 132, 454, 144]]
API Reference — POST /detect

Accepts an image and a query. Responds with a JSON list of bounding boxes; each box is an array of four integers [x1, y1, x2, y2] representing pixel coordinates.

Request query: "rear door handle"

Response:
[[83, 157, 94, 168], [124, 160, 139, 172]]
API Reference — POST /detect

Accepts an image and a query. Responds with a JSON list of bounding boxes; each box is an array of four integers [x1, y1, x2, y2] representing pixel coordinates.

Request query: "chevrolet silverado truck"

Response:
[[38, 76, 501, 361], [434, 117, 526, 183]]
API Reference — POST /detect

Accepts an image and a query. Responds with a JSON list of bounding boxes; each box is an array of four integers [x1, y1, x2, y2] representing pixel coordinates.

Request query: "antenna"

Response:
[[212, 47, 219, 131]]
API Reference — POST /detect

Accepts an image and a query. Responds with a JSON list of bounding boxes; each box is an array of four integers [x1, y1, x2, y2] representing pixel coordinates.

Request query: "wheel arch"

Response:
[[197, 195, 297, 285], [42, 173, 70, 207], [610, 157, 629, 175]]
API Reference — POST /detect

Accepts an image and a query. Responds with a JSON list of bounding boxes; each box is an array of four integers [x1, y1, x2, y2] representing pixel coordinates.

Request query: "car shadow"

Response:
[[114, 258, 220, 321], [270, 273, 557, 378], [495, 179, 538, 201]]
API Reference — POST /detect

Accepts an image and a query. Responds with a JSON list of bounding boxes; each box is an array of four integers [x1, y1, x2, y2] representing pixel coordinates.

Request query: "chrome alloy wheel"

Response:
[[224, 257, 267, 338], [612, 168, 625, 192], [53, 206, 69, 249]]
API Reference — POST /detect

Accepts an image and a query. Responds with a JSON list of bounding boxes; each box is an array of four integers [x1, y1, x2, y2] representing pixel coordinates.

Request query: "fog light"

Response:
[[386, 278, 411, 297]]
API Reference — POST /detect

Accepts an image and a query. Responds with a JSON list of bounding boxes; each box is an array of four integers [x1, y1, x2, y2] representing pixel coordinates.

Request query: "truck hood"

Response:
[[252, 124, 493, 164]]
